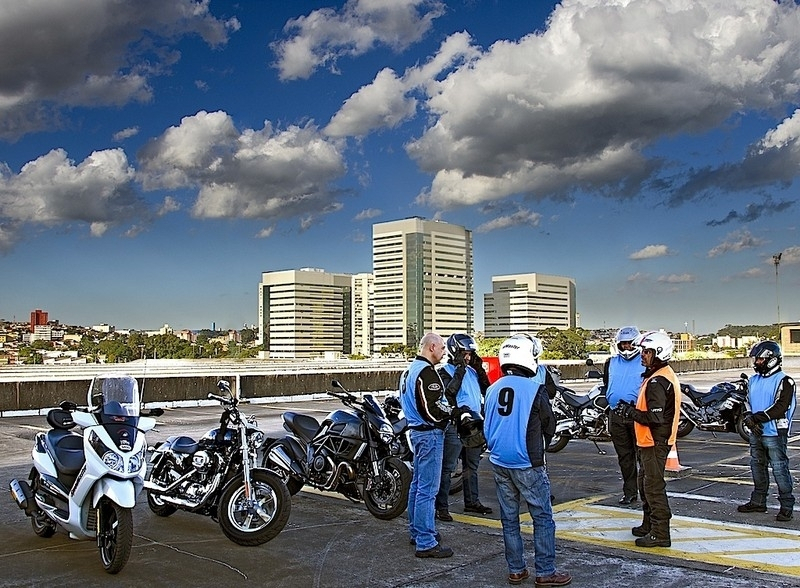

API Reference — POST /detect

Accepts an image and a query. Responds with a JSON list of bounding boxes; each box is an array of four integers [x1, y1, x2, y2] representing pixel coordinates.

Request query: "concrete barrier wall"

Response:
[[0, 358, 752, 414]]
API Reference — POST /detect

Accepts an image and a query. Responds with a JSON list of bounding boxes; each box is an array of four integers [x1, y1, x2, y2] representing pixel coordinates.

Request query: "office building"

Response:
[[372, 218, 473, 352], [257, 268, 354, 359], [484, 273, 576, 337], [352, 273, 374, 356], [30, 309, 48, 333]]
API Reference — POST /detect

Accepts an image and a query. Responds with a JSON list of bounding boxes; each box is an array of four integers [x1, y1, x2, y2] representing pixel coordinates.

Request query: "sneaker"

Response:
[[631, 524, 650, 537], [776, 509, 794, 522], [737, 502, 767, 513], [415, 543, 454, 558], [635, 534, 671, 548], [534, 571, 572, 587], [508, 569, 530, 585], [435, 509, 453, 522], [464, 502, 493, 515], [618, 495, 638, 506]]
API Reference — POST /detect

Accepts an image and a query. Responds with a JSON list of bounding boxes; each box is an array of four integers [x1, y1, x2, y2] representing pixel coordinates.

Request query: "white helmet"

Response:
[[615, 326, 641, 360], [634, 330, 673, 362], [499, 334, 541, 376]]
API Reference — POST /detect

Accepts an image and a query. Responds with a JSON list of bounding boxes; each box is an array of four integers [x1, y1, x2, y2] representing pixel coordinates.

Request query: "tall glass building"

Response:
[[372, 218, 474, 352]]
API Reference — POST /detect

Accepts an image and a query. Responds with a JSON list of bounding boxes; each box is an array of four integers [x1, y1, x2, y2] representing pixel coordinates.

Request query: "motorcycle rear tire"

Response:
[[98, 501, 133, 574], [676, 416, 695, 438], [546, 433, 570, 453], [29, 472, 56, 537], [146, 490, 178, 517], [363, 457, 411, 521], [218, 469, 291, 546]]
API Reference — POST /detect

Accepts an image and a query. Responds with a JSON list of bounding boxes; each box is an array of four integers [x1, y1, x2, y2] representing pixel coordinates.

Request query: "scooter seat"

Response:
[[46, 429, 85, 476], [283, 412, 320, 441]]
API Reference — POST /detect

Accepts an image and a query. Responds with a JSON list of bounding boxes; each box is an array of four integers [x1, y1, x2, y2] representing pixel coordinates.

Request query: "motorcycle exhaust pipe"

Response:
[[269, 445, 305, 477], [555, 420, 577, 435], [9, 479, 35, 515]]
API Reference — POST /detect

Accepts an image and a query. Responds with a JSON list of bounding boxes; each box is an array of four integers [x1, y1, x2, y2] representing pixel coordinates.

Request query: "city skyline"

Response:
[[2, 1, 800, 335]]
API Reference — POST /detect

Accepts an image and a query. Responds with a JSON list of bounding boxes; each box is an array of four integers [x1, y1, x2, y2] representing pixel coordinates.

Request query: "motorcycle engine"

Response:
[[191, 450, 212, 472], [579, 407, 603, 429]]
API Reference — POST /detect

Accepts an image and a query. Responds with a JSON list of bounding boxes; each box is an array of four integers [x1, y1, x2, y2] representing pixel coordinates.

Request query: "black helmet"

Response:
[[446, 333, 477, 359], [457, 408, 486, 449], [749, 341, 782, 376]]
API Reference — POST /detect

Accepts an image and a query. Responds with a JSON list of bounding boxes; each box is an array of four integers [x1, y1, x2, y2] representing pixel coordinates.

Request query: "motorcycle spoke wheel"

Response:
[[98, 502, 133, 574], [218, 469, 291, 546], [363, 457, 411, 521]]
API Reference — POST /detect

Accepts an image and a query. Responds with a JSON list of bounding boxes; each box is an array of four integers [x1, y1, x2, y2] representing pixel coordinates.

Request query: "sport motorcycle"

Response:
[[547, 381, 612, 454], [144, 380, 291, 546], [677, 373, 751, 442], [263, 380, 411, 520], [9, 374, 160, 574]]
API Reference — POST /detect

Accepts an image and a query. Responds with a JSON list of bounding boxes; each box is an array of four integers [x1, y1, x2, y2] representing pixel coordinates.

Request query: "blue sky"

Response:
[[1, 0, 799, 335]]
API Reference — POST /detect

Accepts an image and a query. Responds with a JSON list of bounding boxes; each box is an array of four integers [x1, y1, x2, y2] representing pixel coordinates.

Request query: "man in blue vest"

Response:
[[484, 334, 571, 587], [435, 333, 493, 522], [737, 341, 796, 522], [603, 326, 644, 505], [399, 332, 454, 558]]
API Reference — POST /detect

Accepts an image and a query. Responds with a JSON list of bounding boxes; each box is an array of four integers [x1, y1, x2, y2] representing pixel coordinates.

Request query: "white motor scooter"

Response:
[[9, 374, 161, 574]]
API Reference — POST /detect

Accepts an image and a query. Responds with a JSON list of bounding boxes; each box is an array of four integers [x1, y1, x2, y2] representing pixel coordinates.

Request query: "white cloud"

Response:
[[354, 208, 382, 221], [138, 110, 347, 222], [402, 0, 800, 209], [707, 229, 764, 258], [657, 273, 695, 284], [475, 209, 542, 233], [272, 0, 445, 81], [779, 245, 800, 265], [626, 272, 649, 283], [0, 0, 239, 139], [722, 267, 765, 282], [255, 226, 275, 239], [630, 244, 670, 260], [113, 127, 140, 142]]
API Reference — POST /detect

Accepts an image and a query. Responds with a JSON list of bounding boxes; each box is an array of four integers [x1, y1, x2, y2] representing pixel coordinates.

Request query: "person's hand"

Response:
[[744, 414, 764, 436], [453, 349, 468, 367], [615, 400, 634, 419], [468, 351, 484, 371]]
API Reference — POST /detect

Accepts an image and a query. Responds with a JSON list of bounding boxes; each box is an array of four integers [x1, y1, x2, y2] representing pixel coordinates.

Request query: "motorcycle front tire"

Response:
[[735, 415, 752, 443], [363, 457, 411, 521], [98, 501, 133, 574], [218, 469, 292, 546]]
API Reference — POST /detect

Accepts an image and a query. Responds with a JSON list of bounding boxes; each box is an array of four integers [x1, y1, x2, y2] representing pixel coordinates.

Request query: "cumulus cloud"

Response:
[[626, 272, 649, 283], [113, 127, 140, 142], [255, 226, 275, 239], [0, 147, 145, 251], [0, 0, 239, 139], [137, 110, 347, 222], [707, 229, 764, 258], [657, 273, 695, 284], [630, 244, 671, 260], [393, 0, 800, 210], [475, 208, 542, 233], [780, 245, 800, 265], [354, 208, 382, 221], [722, 267, 765, 282], [272, 0, 445, 81]]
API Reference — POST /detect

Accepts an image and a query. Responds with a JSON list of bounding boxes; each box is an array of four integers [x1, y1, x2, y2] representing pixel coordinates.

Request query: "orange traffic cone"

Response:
[[665, 444, 691, 477]]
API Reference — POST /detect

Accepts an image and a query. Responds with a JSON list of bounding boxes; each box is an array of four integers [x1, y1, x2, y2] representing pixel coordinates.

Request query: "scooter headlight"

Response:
[[89, 431, 124, 473], [128, 446, 146, 473]]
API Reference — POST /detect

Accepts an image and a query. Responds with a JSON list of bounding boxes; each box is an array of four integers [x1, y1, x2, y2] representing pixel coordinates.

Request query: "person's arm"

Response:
[[415, 366, 451, 423], [468, 352, 491, 393], [602, 358, 611, 387], [439, 362, 465, 406], [630, 376, 671, 427]]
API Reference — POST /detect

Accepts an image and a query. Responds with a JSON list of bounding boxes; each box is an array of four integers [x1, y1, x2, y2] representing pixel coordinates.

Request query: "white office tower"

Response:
[[257, 268, 353, 359], [484, 273, 576, 337], [372, 218, 474, 353], [352, 272, 374, 357]]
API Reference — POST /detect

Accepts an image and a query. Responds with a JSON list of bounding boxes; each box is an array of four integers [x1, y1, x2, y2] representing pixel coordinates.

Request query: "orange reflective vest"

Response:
[[634, 365, 681, 448]]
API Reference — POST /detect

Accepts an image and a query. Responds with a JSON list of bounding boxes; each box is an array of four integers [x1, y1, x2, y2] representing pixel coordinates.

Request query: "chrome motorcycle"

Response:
[[677, 373, 751, 442], [548, 381, 612, 453], [263, 380, 411, 520], [144, 380, 291, 546]]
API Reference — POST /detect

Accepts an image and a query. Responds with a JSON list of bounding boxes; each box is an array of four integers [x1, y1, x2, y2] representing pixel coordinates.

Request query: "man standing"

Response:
[[436, 333, 493, 521], [484, 334, 571, 587], [616, 330, 681, 548], [399, 332, 454, 558], [738, 341, 796, 522], [604, 326, 644, 505]]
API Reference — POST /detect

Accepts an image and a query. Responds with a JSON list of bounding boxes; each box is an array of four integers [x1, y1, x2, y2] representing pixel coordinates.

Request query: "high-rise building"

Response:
[[352, 273, 374, 357], [484, 273, 576, 337], [372, 217, 473, 352], [30, 309, 48, 333], [257, 268, 354, 359]]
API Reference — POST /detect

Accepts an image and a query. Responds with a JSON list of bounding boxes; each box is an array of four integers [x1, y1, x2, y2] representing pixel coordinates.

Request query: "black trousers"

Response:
[[609, 411, 638, 498], [637, 444, 671, 539]]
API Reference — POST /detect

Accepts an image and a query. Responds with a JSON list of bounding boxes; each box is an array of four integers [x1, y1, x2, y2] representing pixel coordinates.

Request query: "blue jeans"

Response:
[[492, 464, 556, 577], [408, 428, 444, 550], [435, 424, 463, 510], [748, 432, 795, 511]]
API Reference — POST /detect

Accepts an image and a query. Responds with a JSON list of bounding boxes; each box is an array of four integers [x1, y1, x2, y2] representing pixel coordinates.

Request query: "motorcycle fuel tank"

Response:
[[319, 410, 363, 440]]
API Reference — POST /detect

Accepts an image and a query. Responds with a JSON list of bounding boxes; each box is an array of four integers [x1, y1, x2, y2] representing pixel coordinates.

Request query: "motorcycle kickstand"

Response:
[[592, 441, 607, 455]]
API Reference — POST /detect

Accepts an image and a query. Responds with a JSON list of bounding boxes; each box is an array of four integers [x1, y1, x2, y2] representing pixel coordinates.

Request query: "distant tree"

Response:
[[240, 328, 256, 345]]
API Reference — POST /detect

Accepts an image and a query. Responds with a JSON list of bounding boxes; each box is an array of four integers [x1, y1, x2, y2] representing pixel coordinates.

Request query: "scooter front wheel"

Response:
[[98, 501, 133, 574]]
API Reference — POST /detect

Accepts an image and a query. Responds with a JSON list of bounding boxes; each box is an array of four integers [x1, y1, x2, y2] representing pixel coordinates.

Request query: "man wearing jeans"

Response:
[[399, 332, 454, 558], [484, 335, 571, 587], [738, 341, 796, 522]]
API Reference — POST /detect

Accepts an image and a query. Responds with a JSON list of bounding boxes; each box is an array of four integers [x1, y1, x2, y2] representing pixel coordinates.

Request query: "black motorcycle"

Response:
[[548, 380, 612, 454], [382, 394, 464, 496], [677, 373, 751, 441], [144, 380, 291, 546], [262, 380, 411, 520]]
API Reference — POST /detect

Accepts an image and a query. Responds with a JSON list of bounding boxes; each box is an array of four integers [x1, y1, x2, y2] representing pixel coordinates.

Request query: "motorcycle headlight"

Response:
[[89, 432, 124, 473], [379, 423, 394, 444]]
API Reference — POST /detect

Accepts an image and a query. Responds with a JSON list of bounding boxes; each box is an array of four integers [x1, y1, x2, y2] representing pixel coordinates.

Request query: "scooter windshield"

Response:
[[88, 374, 141, 417]]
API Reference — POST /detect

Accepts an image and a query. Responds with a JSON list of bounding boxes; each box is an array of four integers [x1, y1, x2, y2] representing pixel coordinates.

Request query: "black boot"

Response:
[[635, 534, 671, 548]]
